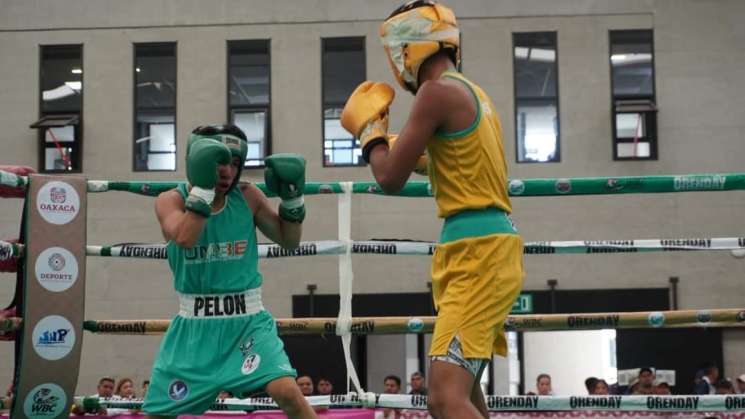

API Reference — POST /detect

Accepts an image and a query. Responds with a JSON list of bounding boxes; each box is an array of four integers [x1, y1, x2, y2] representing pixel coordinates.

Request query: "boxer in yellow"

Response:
[[341, 1, 524, 418]]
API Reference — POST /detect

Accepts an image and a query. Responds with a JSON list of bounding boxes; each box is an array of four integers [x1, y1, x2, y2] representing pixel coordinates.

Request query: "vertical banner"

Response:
[[11, 175, 86, 419]]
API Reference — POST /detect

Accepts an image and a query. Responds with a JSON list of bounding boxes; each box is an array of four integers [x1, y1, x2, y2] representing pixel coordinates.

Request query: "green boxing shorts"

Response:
[[143, 290, 296, 415]]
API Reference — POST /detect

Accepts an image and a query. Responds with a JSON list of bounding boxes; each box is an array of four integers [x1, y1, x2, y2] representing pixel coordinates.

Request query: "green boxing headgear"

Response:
[[187, 124, 249, 191]]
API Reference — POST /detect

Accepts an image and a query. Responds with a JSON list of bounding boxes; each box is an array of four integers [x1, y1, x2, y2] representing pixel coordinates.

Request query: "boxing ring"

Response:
[[1, 169, 745, 418]]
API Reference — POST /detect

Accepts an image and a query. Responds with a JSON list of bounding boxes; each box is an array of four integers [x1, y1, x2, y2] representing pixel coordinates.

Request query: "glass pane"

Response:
[[147, 153, 176, 171], [332, 148, 353, 165], [134, 112, 175, 171], [148, 124, 175, 152], [41, 45, 82, 113], [45, 126, 75, 143], [324, 117, 353, 140], [44, 147, 73, 171], [233, 110, 267, 165], [615, 113, 645, 139], [322, 37, 366, 104], [617, 142, 651, 158], [135, 44, 176, 109], [513, 33, 557, 98], [228, 40, 270, 106], [516, 101, 559, 163], [324, 109, 362, 166], [611, 30, 654, 97]]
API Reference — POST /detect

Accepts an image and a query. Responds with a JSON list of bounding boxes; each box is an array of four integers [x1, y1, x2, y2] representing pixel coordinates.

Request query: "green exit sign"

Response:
[[511, 294, 533, 314]]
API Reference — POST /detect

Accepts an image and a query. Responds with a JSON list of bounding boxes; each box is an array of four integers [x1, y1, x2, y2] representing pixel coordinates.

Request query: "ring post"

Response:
[[12, 174, 86, 418]]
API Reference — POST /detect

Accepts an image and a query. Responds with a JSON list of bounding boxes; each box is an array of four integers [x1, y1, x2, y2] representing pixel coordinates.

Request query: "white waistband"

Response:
[[178, 288, 263, 318]]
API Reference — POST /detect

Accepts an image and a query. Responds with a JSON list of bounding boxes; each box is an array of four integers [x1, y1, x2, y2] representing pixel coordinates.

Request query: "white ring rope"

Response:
[[78, 394, 745, 412]]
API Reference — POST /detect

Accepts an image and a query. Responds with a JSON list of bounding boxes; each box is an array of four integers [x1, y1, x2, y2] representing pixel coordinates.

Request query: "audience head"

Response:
[[702, 362, 719, 381], [536, 373, 552, 395], [592, 379, 609, 395], [384, 375, 402, 394], [410, 371, 425, 392], [296, 375, 314, 396], [654, 381, 671, 395], [115, 378, 135, 398], [317, 377, 333, 395], [715, 379, 735, 395], [97, 377, 115, 398], [638, 367, 655, 387]]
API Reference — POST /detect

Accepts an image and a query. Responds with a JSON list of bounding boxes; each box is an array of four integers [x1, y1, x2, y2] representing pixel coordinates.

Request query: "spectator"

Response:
[[654, 382, 672, 395], [536, 373, 552, 395], [141, 380, 149, 399], [737, 375, 745, 394], [584, 377, 598, 394], [217, 391, 233, 400], [72, 377, 115, 415], [408, 371, 427, 395], [715, 380, 735, 395], [378, 375, 402, 419], [296, 375, 314, 397], [114, 377, 135, 399], [592, 379, 610, 395], [384, 375, 401, 394], [694, 362, 719, 395], [317, 377, 333, 395], [632, 368, 655, 395]]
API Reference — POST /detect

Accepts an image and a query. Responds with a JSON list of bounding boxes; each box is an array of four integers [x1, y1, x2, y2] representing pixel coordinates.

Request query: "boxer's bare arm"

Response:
[[155, 189, 207, 248]]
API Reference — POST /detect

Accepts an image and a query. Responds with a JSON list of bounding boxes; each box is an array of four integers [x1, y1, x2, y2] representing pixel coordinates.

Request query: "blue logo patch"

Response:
[[168, 380, 189, 401]]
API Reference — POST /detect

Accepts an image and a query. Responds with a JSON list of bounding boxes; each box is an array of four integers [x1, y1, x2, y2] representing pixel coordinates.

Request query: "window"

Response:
[[513, 32, 560, 163], [33, 45, 83, 172], [228, 40, 271, 167], [134, 43, 177, 171], [610, 30, 657, 160], [322, 37, 366, 167]]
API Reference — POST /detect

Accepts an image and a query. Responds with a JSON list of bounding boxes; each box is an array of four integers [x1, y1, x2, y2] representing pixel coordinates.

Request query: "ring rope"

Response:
[[68, 237, 745, 260], [2, 308, 741, 335], [65, 394, 745, 413], [5, 237, 741, 261], [2, 171, 744, 198]]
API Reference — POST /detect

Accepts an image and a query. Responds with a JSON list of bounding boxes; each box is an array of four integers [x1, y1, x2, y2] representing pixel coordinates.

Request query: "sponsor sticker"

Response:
[[407, 317, 424, 332], [648, 312, 665, 328], [23, 383, 67, 418], [35, 247, 78, 292], [36, 181, 80, 225], [555, 179, 572, 194], [32, 315, 75, 360], [508, 179, 525, 195], [241, 353, 261, 375], [168, 380, 189, 401], [696, 310, 712, 324], [737, 311, 745, 322]]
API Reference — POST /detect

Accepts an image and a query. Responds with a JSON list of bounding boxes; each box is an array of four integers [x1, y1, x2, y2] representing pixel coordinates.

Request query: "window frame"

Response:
[[609, 29, 658, 161], [36, 44, 84, 173], [132, 42, 178, 172], [321, 36, 367, 168], [226, 39, 272, 169], [512, 32, 561, 164]]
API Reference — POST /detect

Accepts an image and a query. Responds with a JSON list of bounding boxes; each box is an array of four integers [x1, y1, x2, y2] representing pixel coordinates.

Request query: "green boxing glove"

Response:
[[264, 153, 306, 223], [185, 138, 231, 217]]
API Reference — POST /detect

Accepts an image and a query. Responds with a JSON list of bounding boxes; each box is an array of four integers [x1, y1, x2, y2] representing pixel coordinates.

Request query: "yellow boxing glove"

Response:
[[388, 134, 429, 176], [341, 81, 395, 162]]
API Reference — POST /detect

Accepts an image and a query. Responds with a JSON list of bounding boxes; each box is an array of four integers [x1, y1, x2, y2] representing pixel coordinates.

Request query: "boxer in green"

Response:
[[143, 124, 317, 418]]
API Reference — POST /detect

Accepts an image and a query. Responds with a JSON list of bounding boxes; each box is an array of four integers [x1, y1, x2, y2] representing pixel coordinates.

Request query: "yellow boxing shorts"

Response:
[[429, 207, 525, 360]]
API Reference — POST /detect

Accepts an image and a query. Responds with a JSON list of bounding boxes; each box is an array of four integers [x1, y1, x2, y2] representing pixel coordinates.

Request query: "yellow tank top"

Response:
[[426, 71, 512, 218]]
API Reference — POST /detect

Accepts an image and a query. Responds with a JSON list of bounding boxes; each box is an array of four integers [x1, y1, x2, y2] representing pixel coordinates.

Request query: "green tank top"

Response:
[[168, 184, 262, 294]]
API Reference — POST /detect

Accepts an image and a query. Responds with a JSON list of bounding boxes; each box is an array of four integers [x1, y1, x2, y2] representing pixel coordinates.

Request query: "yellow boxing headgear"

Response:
[[380, 0, 460, 94]]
